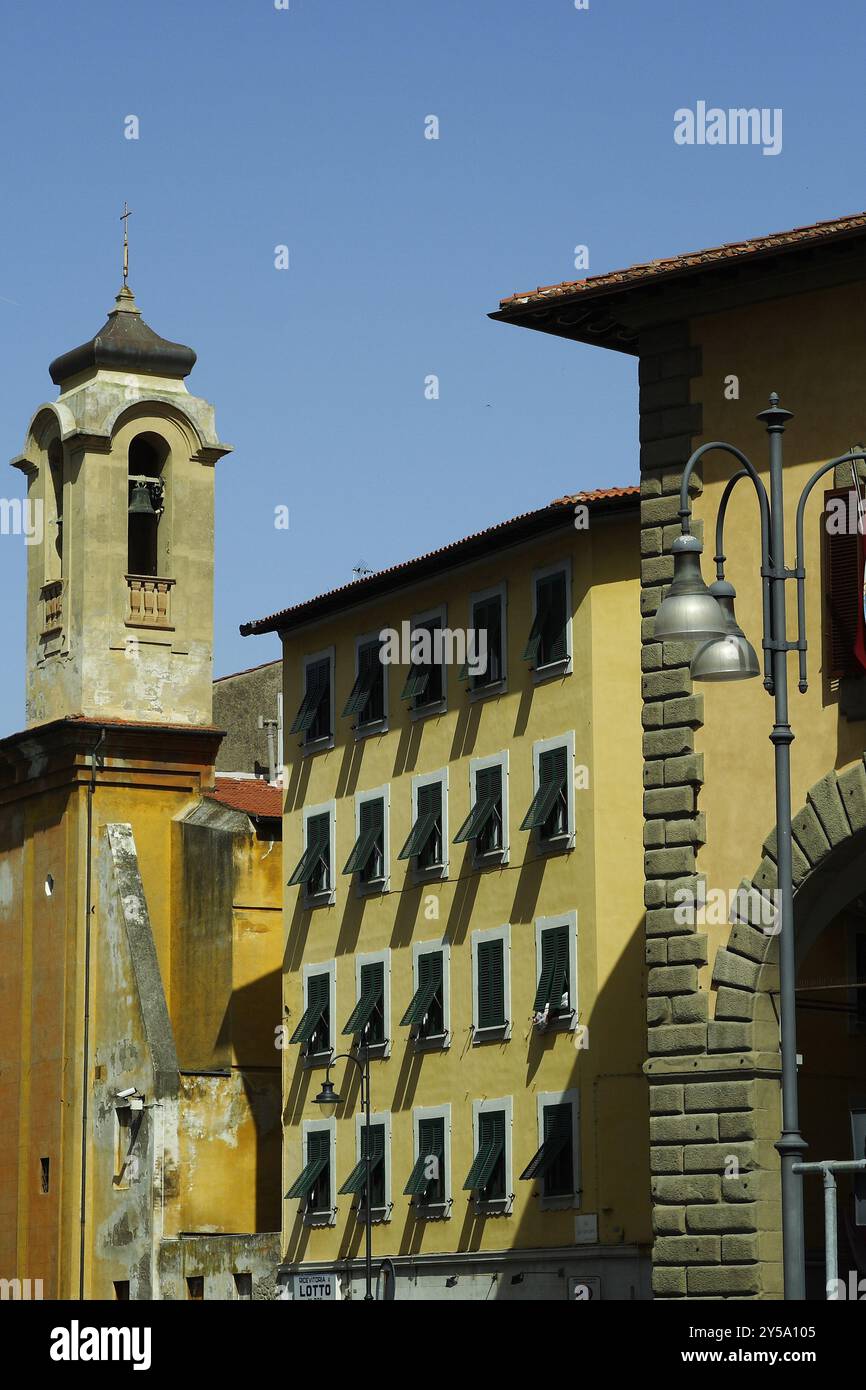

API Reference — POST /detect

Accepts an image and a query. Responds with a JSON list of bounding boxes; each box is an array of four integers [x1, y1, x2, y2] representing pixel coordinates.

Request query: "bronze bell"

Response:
[[128, 481, 156, 516]]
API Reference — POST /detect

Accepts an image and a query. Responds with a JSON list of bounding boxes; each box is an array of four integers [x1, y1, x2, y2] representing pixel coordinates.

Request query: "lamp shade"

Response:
[[653, 535, 729, 642], [313, 1079, 341, 1107], [690, 581, 760, 682]]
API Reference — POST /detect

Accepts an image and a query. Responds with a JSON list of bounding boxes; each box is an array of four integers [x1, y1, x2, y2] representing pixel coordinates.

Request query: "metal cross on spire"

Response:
[[120, 202, 132, 286]]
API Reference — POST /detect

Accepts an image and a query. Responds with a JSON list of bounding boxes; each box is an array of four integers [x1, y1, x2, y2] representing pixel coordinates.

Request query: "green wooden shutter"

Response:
[[342, 960, 384, 1036], [533, 925, 570, 1013], [540, 571, 568, 664], [477, 938, 505, 1029]]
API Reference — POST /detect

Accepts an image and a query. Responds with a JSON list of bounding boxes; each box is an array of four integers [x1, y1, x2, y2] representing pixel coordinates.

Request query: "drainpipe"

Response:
[[78, 727, 105, 1300]]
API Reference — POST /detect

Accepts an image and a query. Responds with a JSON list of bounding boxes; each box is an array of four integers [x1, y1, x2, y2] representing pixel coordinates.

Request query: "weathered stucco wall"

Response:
[[213, 659, 281, 775]]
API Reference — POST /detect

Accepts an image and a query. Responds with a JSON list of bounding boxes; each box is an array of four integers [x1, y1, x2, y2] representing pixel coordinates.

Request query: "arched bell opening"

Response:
[[127, 432, 169, 579]]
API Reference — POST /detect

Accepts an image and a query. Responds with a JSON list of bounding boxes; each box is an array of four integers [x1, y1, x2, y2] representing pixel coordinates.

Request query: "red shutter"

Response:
[[824, 487, 861, 679]]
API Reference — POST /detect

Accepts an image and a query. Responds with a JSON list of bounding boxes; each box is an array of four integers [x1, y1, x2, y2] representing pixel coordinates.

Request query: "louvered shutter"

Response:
[[477, 938, 505, 1029], [825, 487, 861, 679]]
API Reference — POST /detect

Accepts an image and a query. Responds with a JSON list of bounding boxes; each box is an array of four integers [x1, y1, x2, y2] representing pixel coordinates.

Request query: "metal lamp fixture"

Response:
[[690, 580, 760, 682], [653, 534, 729, 642], [313, 1079, 340, 1108]]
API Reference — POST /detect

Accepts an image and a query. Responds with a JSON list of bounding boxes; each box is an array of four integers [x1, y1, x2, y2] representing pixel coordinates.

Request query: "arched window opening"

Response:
[[127, 434, 168, 578], [45, 439, 64, 585]]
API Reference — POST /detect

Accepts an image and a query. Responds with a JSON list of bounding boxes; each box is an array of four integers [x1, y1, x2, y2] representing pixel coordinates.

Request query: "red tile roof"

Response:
[[207, 776, 283, 818], [496, 209, 866, 312], [240, 486, 638, 637]]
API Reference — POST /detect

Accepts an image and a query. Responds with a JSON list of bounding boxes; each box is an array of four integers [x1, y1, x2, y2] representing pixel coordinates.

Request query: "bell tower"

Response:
[[11, 282, 231, 728]]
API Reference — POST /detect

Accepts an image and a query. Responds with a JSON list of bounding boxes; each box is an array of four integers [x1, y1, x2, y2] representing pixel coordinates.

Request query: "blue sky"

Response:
[[0, 0, 861, 736]]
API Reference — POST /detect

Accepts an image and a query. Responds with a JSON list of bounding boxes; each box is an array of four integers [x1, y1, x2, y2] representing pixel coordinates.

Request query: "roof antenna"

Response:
[[352, 560, 374, 580]]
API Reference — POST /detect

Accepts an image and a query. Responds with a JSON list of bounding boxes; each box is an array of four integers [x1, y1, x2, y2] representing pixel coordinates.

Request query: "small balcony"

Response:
[[126, 575, 175, 629]]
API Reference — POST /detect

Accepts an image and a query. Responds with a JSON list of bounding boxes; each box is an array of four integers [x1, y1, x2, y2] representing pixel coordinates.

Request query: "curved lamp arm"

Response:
[[794, 449, 866, 692], [714, 468, 774, 688]]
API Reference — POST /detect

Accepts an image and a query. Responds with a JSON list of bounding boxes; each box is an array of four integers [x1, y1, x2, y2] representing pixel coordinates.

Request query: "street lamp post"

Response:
[[314, 1041, 374, 1301], [654, 393, 866, 1300]]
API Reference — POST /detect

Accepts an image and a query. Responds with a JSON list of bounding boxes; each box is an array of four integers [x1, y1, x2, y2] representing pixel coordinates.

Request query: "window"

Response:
[[401, 944, 449, 1045], [288, 803, 335, 902], [401, 608, 446, 712], [290, 965, 334, 1059], [824, 487, 862, 680], [344, 790, 387, 890], [286, 1123, 335, 1222], [343, 957, 386, 1049], [40, 1157, 50, 1194], [45, 440, 64, 586], [114, 1106, 142, 1188], [398, 771, 447, 875], [186, 1276, 204, 1301], [463, 584, 506, 692], [405, 1107, 450, 1215], [127, 434, 168, 579], [455, 754, 508, 861], [234, 1273, 252, 1300], [520, 1091, 580, 1207], [289, 651, 334, 746], [464, 1100, 512, 1208], [114, 1281, 130, 1300], [521, 735, 575, 849], [471, 926, 511, 1039], [523, 564, 571, 675], [344, 634, 387, 729], [533, 913, 578, 1029], [339, 1116, 390, 1218]]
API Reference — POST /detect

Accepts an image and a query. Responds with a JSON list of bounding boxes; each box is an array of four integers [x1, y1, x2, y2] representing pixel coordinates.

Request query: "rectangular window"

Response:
[[186, 1276, 204, 1301], [455, 761, 504, 857], [404, 1109, 449, 1214], [463, 587, 505, 691], [399, 774, 447, 874], [474, 933, 508, 1034], [114, 1106, 141, 1188], [343, 636, 386, 727], [289, 652, 333, 744], [463, 1108, 507, 1202], [524, 566, 570, 672], [521, 737, 573, 847], [401, 947, 447, 1043], [533, 913, 578, 1030], [234, 1273, 252, 1300], [343, 959, 385, 1046], [290, 968, 332, 1057], [40, 1157, 50, 1194], [520, 1092, 580, 1207], [824, 488, 861, 680], [288, 805, 334, 899], [287, 1126, 333, 1219], [339, 1119, 387, 1215], [343, 795, 385, 887], [401, 610, 445, 710], [114, 1281, 130, 1300]]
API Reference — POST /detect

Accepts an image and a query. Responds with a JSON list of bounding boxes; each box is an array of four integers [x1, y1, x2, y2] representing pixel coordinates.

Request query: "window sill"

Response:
[[540, 1191, 582, 1212], [412, 862, 448, 883], [355, 1205, 391, 1225], [409, 697, 447, 722], [467, 678, 507, 704], [351, 1039, 390, 1061], [412, 1031, 450, 1053], [411, 1200, 451, 1221], [353, 717, 388, 741], [301, 735, 335, 757], [301, 1049, 335, 1071], [473, 1195, 514, 1217], [473, 845, 509, 869], [303, 887, 336, 909], [531, 658, 572, 685], [356, 876, 389, 898], [472, 1023, 512, 1045], [536, 832, 575, 856], [533, 1010, 577, 1036], [303, 1208, 337, 1227]]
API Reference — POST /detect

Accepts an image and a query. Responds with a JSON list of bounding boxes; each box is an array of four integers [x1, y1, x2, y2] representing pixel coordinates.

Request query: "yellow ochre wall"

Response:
[[279, 510, 648, 1270]]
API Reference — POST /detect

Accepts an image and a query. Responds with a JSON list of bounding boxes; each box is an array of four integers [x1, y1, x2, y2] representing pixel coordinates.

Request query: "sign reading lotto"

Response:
[[293, 1272, 342, 1301]]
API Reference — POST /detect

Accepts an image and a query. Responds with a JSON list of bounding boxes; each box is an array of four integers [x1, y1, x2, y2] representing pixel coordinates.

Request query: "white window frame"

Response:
[[534, 911, 579, 1033], [409, 767, 449, 879], [300, 958, 336, 1065], [299, 1116, 337, 1226], [354, 785, 390, 896], [471, 924, 512, 1043], [352, 628, 388, 738], [468, 749, 509, 866], [354, 1109, 392, 1222], [410, 938, 451, 1050], [354, 948, 392, 1059], [535, 1088, 581, 1211], [407, 603, 448, 719], [471, 1095, 513, 1213], [466, 580, 508, 700], [530, 731, 576, 852], [301, 799, 336, 906], [412, 1103, 451, 1219], [299, 645, 335, 753], [530, 558, 573, 681]]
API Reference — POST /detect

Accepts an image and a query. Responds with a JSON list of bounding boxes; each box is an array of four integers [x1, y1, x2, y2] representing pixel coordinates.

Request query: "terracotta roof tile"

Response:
[[497, 209, 866, 312], [207, 776, 283, 818]]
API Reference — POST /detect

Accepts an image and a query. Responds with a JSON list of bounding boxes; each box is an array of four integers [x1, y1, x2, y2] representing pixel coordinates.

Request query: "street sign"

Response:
[[294, 1272, 341, 1301]]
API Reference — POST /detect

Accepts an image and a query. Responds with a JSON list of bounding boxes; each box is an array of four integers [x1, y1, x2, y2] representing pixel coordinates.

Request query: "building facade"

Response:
[[0, 284, 283, 1300], [243, 488, 651, 1300]]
